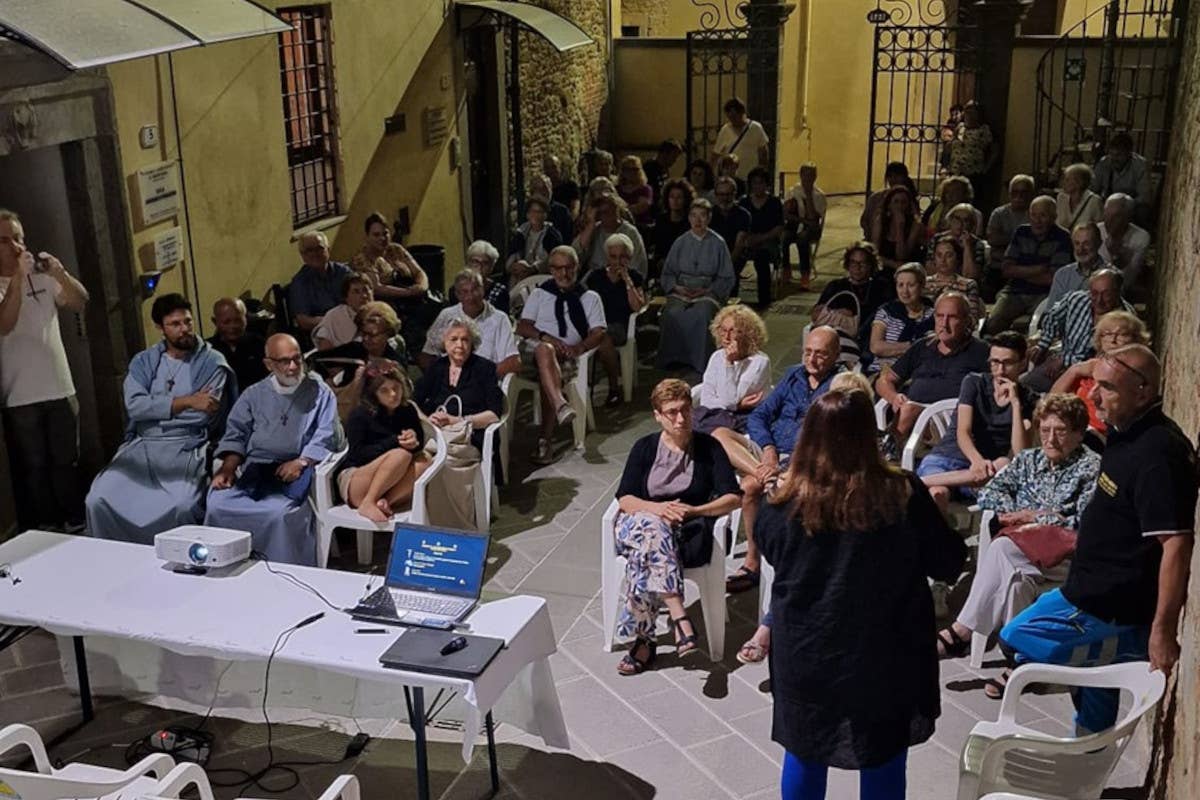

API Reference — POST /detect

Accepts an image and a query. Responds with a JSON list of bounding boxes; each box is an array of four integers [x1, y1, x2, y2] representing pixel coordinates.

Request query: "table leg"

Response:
[[408, 686, 430, 800], [485, 711, 499, 796], [73, 636, 94, 723]]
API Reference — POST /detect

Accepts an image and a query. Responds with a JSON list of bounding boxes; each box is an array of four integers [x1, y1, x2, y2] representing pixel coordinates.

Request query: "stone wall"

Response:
[[619, 0, 670, 36], [1149, 5, 1200, 798], [517, 0, 611, 185]]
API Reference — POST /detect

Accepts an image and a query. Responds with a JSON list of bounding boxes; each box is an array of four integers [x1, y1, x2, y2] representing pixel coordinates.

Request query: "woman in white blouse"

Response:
[[1055, 163, 1103, 231], [692, 305, 771, 454]]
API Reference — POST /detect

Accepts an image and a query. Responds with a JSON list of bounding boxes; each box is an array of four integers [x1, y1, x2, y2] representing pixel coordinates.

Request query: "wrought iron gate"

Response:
[[686, 26, 750, 167], [866, 0, 979, 204]]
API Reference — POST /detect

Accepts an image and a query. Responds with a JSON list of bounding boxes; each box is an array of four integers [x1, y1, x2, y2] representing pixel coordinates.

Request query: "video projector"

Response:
[[155, 525, 252, 573]]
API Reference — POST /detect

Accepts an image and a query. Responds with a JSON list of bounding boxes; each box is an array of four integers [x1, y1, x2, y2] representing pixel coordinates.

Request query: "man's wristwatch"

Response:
[[297, 457, 313, 468]]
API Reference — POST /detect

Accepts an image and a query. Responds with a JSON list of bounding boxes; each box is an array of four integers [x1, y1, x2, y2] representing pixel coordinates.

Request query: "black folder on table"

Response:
[[378, 629, 505, 678]]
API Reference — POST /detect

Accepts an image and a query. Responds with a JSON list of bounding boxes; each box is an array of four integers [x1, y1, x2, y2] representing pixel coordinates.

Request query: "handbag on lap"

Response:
[[422, 395, 482, 530], [995, 523, 1077, 570]]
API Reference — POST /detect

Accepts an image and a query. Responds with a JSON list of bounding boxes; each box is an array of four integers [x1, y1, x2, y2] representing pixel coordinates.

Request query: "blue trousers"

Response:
[[999, 589, 1150, 734], [782, 749, 906, 800]]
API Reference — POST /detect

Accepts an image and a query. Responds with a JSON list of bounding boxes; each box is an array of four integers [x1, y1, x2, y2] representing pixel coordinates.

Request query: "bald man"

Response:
[[208, 297, 267, 391], [1001, 344, 1196, 732], [205, 334, 340, 565], [986, 194, 1073, 334]]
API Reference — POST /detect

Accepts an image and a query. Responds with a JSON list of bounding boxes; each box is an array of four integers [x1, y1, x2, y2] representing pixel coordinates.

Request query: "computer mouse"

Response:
[[440, 635, 469, 656]]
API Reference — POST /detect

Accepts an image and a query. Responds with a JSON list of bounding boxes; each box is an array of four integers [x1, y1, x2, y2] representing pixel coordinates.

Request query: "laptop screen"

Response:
[[385, 523, 489, 599]]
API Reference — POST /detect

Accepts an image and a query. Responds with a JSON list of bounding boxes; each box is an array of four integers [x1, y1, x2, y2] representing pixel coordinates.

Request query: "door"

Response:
[[464, 25, 509, 248]]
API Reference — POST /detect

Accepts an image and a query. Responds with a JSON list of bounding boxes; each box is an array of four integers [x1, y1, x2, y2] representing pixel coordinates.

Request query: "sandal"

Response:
[[725, 566, 760, 594], [984, 669, 1010, 700], [669, 615, 700, 659], [736, 639, 769, 665], [616, 637, 656, 676], [936, 627, 970, 659]]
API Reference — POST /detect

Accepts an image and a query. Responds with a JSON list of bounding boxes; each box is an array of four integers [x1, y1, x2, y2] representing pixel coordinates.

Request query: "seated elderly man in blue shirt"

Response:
[[205, 333, 340, 566], [86, 293, 234, 543], [984, 195, 1073, 335], [288, 231, 352, 334], [720, 325, 842, 593]]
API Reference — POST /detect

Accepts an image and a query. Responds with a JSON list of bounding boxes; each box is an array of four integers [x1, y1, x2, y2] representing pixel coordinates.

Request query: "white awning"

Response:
[[0, 0, 290, 70], [456, 0, 595, 53]]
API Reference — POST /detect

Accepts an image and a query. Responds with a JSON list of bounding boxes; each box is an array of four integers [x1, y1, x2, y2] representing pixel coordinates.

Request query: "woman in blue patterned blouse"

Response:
[[934, 394, 1100, 689]]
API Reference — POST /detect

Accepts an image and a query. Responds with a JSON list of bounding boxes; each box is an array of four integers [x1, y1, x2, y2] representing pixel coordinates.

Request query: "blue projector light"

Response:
[[188, 542, 210, 565]]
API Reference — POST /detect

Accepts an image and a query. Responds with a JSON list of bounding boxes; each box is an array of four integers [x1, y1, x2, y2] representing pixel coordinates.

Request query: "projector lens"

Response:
[[188, 543, 209, 564]]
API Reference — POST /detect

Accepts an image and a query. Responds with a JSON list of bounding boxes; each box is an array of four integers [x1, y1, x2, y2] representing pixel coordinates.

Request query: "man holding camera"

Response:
[[0, 209, 90, 531]]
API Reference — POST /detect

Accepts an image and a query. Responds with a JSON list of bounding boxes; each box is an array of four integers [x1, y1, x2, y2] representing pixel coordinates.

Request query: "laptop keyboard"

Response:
[[393, 591, 470, 618]]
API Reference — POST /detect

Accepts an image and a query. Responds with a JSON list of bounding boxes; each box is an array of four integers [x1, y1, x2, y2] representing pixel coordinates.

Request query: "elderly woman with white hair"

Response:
[[466, 239, 510, 313], [1055, 163, 1104, 231], [414, 316, 503, 453], [585, 232, 647, 407]]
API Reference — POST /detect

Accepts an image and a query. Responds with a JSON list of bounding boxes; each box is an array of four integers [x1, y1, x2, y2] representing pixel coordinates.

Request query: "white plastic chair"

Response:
[[600, 499, 728, 661], [617, 305, 649, 403], [874, 397, 891, 432], [507, 343, 597, 451], [314, 407, 448, 566], [144, 761, 360, 800], [1028, 297, 1050, 336], [478, 391, 508, 527], [956, 662, 1165, 800], [900, 397, 958, 471], [0, 723, 174, 800]]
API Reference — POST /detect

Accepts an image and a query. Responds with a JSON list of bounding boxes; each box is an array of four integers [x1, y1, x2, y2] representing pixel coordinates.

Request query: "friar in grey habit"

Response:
[[86, 293, 234, 543], [656, 199, 736, 374], [205, 333, 339, 566]]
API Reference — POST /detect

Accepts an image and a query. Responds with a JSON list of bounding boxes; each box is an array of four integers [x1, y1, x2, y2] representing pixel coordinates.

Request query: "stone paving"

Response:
[[0, 198, 1151, 798]]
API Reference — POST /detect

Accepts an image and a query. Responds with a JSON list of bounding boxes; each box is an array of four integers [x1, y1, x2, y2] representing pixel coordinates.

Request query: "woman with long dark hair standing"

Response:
[[756, 389, 966, 800]]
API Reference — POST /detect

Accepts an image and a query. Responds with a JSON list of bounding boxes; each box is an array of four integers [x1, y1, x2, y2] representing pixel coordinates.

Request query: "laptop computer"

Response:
[[349, 522, 489, 629]]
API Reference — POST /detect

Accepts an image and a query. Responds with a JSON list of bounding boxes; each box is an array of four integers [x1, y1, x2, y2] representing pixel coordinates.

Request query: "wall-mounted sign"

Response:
[[137, 161, 180, 226], [154, 226, 183, 271]]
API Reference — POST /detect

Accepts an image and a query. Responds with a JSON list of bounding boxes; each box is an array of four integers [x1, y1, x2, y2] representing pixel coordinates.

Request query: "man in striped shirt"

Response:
[[1023, 269, 1131, 391]]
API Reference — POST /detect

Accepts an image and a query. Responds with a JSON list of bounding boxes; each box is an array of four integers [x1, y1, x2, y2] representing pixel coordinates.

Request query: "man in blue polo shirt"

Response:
[[724, 325, 842, 593], [287, 231, 352, 334], [985, 195, 1073, 335], [1000, 344, 1196, 732]]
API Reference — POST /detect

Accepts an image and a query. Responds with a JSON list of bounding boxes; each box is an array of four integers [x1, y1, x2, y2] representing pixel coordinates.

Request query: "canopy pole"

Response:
[[166, 51, 204, 335], [510, 19, 525, 219]]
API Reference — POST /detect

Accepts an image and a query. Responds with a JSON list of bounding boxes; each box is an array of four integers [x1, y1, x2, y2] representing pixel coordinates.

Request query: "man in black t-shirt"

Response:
[[642, 139, 683, 200], [1000, 344, 1196, 733], [208, 297, 266, 392]]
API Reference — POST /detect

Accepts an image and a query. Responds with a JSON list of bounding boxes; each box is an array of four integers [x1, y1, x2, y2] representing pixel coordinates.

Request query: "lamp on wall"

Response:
[[139, 271, 164, 299]]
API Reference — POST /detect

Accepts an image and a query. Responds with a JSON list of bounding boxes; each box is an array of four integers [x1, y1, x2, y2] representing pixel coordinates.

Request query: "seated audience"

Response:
[[936, 394, 1100, 701], [782, 162, 826, 290], [515, 247, 608, 465], [584, 233, 647, 407], [922, 175, 973, 239], [206, 334, 340, 566], [756, 389, 965, 800], [687, 159, 716, 200], [985, 195, 1072, 334], [694, 305, 771, 442], [545, 154, 581, 217], [208, 297, 267, 391], [1026, 269, 1130, 392], [87, 294, 233, 542], [612, 379, 741, 674], [420, 269, 520, 377], [350, 212, 419, 309], [288, 231, 352, 332], [656, 199, 737, 374], [877, 292, 990, 442], [1092, 131, 1151, 208], [924, 234, 986, 324], [917, 331, 1035, 514], [466, 240, 510, 313], [587, 149, 617, 183], [529, 173, 575, 241], [860, 160, 913, 239], [616, 155, 655, 228], [317, 302, 404, 373], [724, 326, 842, 597], [943, 202, 987, 281], [1000, 345, 1194, 726], [642, 138, 683, 199], [868, 263, 934, 376], [712, 96, 770, 177], [1051, 309, 1150, 440], [812, 242, 895, 358], [714, 153, 746, 199], [651, 179, 695, 276], [338, 360, 426, 523], [507, 196, 564, 284], [710, 177, 751, 267], [984, 174, 1035, 298], [1097, 193, 1151, 292], [573, 192, 648, 276], [1046, 222, 1107, 310], [871, 185, 925, 270], [1055, 163, 1104, 230], [313, 274, 374, 350], [380, 241, 435, 350], [739, 167, 786, 307]]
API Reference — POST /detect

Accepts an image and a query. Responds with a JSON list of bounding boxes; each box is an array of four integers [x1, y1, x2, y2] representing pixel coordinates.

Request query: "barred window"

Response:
[[277, 6, 340, 226]]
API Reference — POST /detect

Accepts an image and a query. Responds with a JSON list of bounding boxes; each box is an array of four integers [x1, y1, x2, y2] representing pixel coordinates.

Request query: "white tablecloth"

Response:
[[0, 532, 569, 762]]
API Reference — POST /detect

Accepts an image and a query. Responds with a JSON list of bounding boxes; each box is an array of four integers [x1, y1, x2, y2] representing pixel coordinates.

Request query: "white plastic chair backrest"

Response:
[[975, 662, 1165, 800], [874, 397, 890, 431], [0, 724, 174, 800], [1029, 297, 1050, 335], [900, 398, 958, 471]]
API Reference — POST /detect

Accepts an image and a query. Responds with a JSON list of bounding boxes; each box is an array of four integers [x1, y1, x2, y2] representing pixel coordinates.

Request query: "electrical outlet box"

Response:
[[139, 125, 159, 149]]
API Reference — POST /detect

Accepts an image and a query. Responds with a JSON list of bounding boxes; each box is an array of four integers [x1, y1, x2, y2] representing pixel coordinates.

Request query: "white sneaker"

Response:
[[555, 402, 577, 426]]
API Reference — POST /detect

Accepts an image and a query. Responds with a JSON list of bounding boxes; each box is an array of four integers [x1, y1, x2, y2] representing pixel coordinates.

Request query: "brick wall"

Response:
[[516, 0, 611, 185], [1149, 5, 1200, 798]]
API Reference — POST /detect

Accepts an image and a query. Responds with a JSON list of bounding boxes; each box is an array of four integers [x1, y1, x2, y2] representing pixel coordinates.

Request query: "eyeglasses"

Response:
[[988, 358, 1020, 368], [300, 245, 326, 254], [1097, 330, 1129, 341], [1103, 352, 1151, 387], [268, 355, 304, 367]]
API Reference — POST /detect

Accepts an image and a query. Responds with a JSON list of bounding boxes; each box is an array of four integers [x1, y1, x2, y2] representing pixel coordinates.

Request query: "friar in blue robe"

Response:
[[205, 333, 339, 566], [87, 294, 234, 543]]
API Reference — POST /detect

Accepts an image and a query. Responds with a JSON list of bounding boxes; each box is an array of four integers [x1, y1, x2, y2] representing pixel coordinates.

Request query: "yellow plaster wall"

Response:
[[105, 0, 465, 341]]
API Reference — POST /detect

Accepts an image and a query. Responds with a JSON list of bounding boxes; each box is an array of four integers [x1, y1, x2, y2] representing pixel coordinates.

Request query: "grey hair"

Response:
[[1104, 192, 1135, 215], [947, 202, 983, 232], [1088, 267, 1124, 291], [1030, 195, 1057, 214], [297, 230, 328, 250], [466, 239, 500, 263], [0, 209, 23, 240], [604, 232, 634, 256], [453, 268, 484, 290], [1063, 162, 1094, 188], [548, 244, 579, 269], [894, 262, 927, 286], [442, 315, 483, 350], [1009, 174, 1036, 191], [934, 290, 972, 318]]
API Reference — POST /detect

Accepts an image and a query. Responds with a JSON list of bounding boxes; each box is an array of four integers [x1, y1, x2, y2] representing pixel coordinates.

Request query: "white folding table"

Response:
[[0, 531, 569, 800]]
